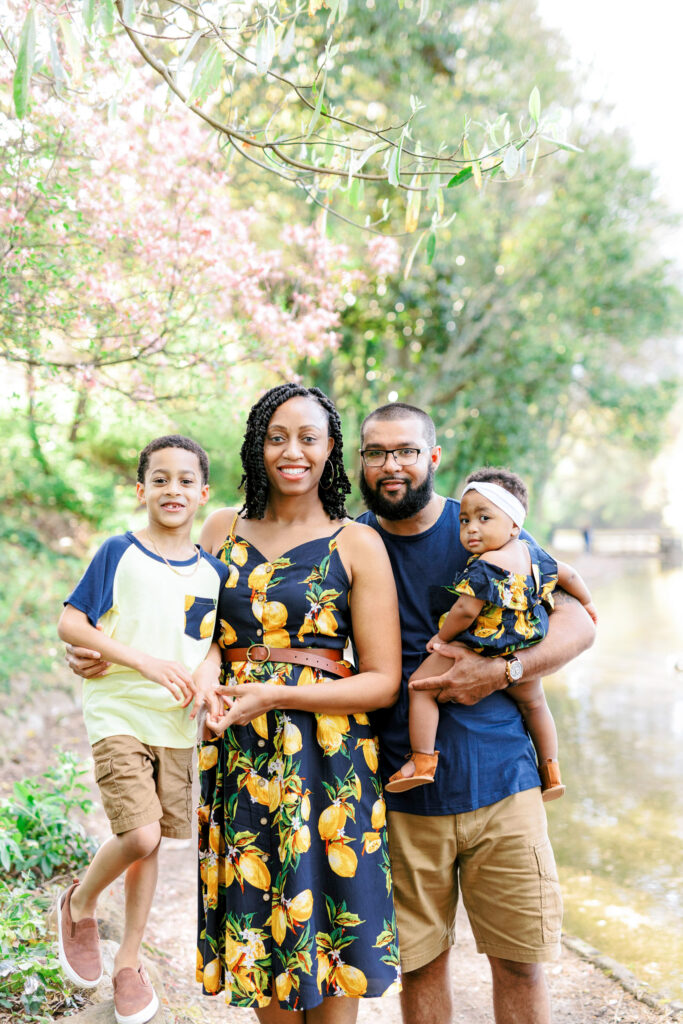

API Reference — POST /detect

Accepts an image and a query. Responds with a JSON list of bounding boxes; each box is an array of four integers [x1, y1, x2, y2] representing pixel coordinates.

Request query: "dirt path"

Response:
[[2, 683, 681, 1023]]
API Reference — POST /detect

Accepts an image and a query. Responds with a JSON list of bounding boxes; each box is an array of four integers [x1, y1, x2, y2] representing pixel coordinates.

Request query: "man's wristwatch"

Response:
[[503, 654, 524, 687]]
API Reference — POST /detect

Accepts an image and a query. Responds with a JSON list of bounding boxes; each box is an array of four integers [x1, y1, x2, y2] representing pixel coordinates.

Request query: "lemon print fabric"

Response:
[[197, 525, 401, 1010], [447, 538, 559, 657]]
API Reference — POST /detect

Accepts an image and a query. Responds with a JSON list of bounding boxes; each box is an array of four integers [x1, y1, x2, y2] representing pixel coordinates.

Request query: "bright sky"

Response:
[[536, 0, 683, 533], [536, 0, 683, 265]]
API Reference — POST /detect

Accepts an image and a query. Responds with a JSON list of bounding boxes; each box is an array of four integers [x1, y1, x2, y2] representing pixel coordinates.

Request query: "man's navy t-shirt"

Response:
[[358, 498, 540, 816]]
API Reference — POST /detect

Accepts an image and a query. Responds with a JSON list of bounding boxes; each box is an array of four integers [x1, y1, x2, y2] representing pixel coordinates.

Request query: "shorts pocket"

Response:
[[533, 838, 563, 943], [184, 596, 217, 640], [94, 757, 123, 822]]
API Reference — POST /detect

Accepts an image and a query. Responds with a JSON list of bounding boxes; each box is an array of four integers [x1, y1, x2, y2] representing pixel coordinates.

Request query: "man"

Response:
[[357, 401, 595, 1024]]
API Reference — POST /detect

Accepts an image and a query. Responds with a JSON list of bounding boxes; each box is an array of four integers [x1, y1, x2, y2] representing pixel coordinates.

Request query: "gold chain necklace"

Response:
[[141, 531, 201, 578]]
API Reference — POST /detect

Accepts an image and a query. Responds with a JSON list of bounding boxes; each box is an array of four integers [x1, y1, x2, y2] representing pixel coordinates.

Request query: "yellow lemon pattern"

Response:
[[447, 539, 559, 658], [197, 526, 399, 1009]]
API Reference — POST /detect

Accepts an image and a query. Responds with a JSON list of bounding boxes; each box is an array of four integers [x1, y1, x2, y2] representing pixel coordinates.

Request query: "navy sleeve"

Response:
[[64, 535, 131, 627]]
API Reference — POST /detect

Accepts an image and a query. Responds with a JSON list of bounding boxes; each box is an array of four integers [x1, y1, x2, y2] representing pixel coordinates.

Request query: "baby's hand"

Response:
[[583, 601, 598, 625], [426, 633, 442, 653]]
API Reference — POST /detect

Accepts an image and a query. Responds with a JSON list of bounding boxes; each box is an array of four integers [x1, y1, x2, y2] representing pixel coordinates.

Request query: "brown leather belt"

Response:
[[223, 644, 353, 678]]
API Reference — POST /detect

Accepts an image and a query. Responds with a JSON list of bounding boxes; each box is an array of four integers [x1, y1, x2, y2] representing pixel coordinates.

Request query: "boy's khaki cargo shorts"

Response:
[[91, 734, 193, 838]]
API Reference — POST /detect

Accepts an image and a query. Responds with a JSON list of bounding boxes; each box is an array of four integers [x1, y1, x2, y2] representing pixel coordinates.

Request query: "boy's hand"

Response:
[[140, 656, 196, 706], [190, 683, 222, 721]]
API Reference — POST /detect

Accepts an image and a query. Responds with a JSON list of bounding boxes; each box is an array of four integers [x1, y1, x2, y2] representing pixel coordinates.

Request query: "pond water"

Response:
[[546, 559, 683, 1001]]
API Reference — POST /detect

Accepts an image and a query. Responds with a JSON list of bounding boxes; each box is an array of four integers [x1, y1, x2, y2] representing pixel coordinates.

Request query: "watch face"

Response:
[[508, 660, 523, 680]]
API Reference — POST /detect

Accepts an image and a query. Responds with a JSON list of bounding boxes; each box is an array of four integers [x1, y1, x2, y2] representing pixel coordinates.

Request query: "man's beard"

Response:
[[359, 463, 435, 521]]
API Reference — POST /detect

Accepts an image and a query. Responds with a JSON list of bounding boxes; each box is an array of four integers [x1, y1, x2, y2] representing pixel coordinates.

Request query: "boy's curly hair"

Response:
[[137, 435, 209, 485], [239, 383, 351, 520], [465, 466, 529, 513]]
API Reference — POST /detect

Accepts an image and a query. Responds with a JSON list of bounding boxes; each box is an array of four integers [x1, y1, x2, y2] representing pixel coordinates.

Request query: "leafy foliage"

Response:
[[2, 0, 574, 236], [0, 879, 75, 1021], [0, 755, 97, 1022], [0, 753, 97, 881]]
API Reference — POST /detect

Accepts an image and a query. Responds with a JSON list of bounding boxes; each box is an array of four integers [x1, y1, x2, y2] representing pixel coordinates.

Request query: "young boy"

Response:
[[57, 435, 227, 1024]]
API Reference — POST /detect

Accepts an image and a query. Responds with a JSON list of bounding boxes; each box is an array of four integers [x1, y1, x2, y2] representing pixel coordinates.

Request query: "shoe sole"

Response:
[[384, 775, 434, 792], [55, 893, 103, 989], [542, 785, 566, 802], [114, 989, 159, 1024]]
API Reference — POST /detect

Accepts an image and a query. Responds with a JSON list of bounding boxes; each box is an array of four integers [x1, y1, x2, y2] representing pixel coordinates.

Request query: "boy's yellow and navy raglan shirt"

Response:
[[65, 531, 229, 748]]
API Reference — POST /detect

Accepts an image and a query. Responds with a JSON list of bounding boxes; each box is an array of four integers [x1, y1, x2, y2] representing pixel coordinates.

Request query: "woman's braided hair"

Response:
[[239, 383, 352, 520]]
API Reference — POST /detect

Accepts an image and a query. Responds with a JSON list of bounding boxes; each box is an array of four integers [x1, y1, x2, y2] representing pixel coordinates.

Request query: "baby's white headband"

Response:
[[460, 481, 526, 528]]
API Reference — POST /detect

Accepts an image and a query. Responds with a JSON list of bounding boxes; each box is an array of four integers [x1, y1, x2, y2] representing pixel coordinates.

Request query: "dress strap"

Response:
[[229, 511, 239, 542], [330, 522, 351, 540]]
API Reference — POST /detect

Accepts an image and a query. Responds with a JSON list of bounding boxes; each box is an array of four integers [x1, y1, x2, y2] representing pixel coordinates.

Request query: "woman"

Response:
[[195, 383, 402, 1021]]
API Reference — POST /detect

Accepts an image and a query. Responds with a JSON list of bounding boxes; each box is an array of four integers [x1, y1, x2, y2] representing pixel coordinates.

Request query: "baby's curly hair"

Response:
[[239, 383, 352, 520], [465, 466, 529, 513]]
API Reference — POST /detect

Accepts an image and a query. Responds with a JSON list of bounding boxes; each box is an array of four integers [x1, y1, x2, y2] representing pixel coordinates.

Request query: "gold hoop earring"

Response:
[[320, 459, 335, 491]]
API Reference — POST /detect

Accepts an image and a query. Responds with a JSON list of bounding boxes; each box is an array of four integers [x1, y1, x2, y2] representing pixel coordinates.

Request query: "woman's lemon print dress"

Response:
[[197, 523, 400, 1010]]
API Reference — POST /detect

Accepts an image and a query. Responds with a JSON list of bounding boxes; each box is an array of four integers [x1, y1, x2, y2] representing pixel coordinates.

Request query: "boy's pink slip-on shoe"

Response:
[[113, 965, 159, 1024], [56, 880, 103, 988]]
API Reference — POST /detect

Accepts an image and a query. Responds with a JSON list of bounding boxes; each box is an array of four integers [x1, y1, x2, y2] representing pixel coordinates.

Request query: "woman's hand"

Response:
[[213, 683, 278, 728]]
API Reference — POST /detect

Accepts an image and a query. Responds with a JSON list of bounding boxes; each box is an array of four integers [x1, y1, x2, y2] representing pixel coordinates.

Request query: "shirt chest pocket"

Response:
[[184, 595, 217, 640]]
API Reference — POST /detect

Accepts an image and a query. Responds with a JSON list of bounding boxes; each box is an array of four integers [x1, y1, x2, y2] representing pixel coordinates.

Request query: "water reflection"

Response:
[[546, 560, 683, 999]]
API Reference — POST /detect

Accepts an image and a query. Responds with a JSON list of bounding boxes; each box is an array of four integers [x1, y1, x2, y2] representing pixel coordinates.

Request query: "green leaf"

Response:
[[417, 0, 430, 25], [347, 176, 364, 208], [528, 86, 541, 124], [122, 0, 136, 24], [446, 166, 473, 188], [255, 18, 276, 75], [188, 43, 223, 105], [58, 17, 83, 82], [279, 17, 297, 62], [426, 231, 436, 264], [387, 129, 406, 188], [387, 146, 400, 187], [541, 135, 584, 153], [404, 175, 422, 232], [177, 30, 203, 75], [503, 144, 519, 177], [83, 0, 95, 32], [305, 70, 327, 140], [462, 138, 481, 190], [47, 23, 67, 93], [100, 0, 115, 35], [403, 230, 426, 280], [13, 8, 36, 119]]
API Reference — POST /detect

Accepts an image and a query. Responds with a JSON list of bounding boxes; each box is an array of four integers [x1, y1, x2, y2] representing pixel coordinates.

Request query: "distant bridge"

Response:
[[552, 528, 682, 558]]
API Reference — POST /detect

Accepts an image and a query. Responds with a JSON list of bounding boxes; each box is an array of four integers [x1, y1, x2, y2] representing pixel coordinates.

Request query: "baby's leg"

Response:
[[507, 677, 565, 800], [384, 653, 451, 791], [409, 650, 456, 754]]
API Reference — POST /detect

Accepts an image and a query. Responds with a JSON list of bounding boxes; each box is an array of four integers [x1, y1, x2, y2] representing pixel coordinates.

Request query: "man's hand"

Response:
[[64, 642, 110, 678], [409, 641, 506, 705]]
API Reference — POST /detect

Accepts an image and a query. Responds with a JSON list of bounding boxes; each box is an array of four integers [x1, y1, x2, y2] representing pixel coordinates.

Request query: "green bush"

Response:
[[0, 530, 79, 695], [0, 878, 83, 1021], [0, 753, 97, 881], [0, 755, 97, 1021]]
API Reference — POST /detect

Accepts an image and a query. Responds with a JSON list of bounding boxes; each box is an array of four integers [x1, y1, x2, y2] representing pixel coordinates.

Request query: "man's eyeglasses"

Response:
[[359, 447, 431, 467]]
